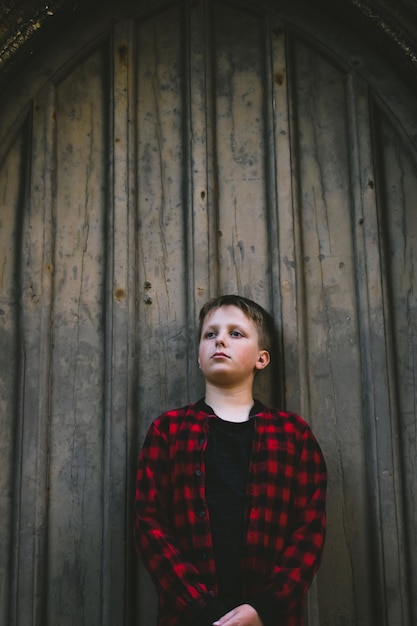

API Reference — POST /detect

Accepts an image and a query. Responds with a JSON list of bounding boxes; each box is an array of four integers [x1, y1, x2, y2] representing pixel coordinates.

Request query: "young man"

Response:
[[134, 295, 327, 626]]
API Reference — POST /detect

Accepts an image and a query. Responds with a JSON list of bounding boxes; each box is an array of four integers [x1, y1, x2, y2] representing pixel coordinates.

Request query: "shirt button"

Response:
[[199, 438, 205, 445], [202, 552, 209, 560], [199, 510, 206, 518], [195, 469, 202, 477]]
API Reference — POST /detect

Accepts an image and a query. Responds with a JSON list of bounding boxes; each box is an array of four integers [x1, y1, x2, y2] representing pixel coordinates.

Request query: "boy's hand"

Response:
[[212, 604, 264, 626]]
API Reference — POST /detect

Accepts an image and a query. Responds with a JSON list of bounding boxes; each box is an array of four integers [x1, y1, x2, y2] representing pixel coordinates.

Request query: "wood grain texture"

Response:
[[0, 2, 416, 625]]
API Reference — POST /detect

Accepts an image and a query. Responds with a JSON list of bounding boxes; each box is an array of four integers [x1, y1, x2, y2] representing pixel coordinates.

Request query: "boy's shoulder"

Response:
[[253, 403, 316, 438], [150, 400, 208, 429]]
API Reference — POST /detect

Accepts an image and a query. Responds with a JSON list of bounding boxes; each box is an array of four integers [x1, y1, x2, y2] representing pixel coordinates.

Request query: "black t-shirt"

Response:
[[204, 401, 259, 604], [197, 400, 281, 626]]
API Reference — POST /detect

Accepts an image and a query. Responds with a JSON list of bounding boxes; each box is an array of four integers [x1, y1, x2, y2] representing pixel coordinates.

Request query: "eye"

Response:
[[205, 331, 216, 339], [230, 330, 243, 337]]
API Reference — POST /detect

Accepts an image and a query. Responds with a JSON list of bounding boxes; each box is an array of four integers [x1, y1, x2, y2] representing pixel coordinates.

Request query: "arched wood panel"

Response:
[[0, 1, 416, 624]]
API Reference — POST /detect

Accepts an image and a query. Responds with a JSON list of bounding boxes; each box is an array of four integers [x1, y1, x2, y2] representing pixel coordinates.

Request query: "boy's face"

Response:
[[198, 305, 270, 387]]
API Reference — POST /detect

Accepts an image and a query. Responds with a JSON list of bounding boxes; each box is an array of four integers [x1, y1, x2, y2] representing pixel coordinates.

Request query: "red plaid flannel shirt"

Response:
[[134, 401, 327, 626]]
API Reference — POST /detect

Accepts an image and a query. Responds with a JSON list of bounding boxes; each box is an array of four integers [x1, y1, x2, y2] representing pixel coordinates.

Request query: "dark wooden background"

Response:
[[1, 1, 416, 624]]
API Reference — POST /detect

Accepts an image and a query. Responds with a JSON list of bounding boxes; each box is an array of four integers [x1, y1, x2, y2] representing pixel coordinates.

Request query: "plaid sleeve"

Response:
[[253, 425, 327, 618], [134, 419, 212, 617]]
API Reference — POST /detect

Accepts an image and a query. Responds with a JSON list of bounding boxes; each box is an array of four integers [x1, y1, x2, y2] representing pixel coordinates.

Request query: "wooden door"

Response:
[[0, 1, 416, 624]]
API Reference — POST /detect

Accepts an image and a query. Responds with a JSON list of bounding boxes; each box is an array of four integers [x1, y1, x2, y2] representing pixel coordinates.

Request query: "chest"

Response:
[[169, 419, 298, 497]]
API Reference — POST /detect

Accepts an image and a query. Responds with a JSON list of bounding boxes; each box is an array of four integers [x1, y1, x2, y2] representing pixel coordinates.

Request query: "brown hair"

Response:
[[198, 294, 276, 354]]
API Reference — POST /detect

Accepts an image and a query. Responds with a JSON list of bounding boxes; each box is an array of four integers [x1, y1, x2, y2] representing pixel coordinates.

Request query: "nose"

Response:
[[215, 332, 226, 347]]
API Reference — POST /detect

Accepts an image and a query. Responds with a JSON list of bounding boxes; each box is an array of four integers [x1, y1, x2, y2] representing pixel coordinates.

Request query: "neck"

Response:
[[204, 384, 254, 422]]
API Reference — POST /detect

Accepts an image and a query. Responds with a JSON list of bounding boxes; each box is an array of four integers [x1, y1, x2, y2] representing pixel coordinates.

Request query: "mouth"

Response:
[[211, 352, 230, 359]]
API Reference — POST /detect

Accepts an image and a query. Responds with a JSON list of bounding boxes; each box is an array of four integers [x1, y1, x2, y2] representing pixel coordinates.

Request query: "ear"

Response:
[[254, 349, 270, 371]]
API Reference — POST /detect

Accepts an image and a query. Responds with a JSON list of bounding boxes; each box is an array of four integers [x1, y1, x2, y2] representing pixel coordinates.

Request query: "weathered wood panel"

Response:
[[0, 1, 417, 625], [16, 87, 55, 626], [134, 5, 188, 623], [373, 105, 417, 623], [209, 2, 281, 406], [106, 20, 138, 626], [136, 4, 188, 421], [289, 40, 375, 624], [45, 47, 108, 625], [212, 2, 269, 299], [0, 122, 30, 626]]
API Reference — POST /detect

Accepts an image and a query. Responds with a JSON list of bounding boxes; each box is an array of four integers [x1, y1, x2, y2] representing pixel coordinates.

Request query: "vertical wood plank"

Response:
[[135, 3, 188, 426], [290, 39, 374, 625], [12, 86, 55, 626], [134, 5, 187, 623], [185, 0, 216, 398], [371, 103, 415, 624], [0, 124, 29, 626], [211, 1, 270, 304], [347, 76, 410, 625], [373, 108, 417, 624], [102, 20, 137, 626], [46, 47, 107, 626], [268, 18, 300, 409]]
